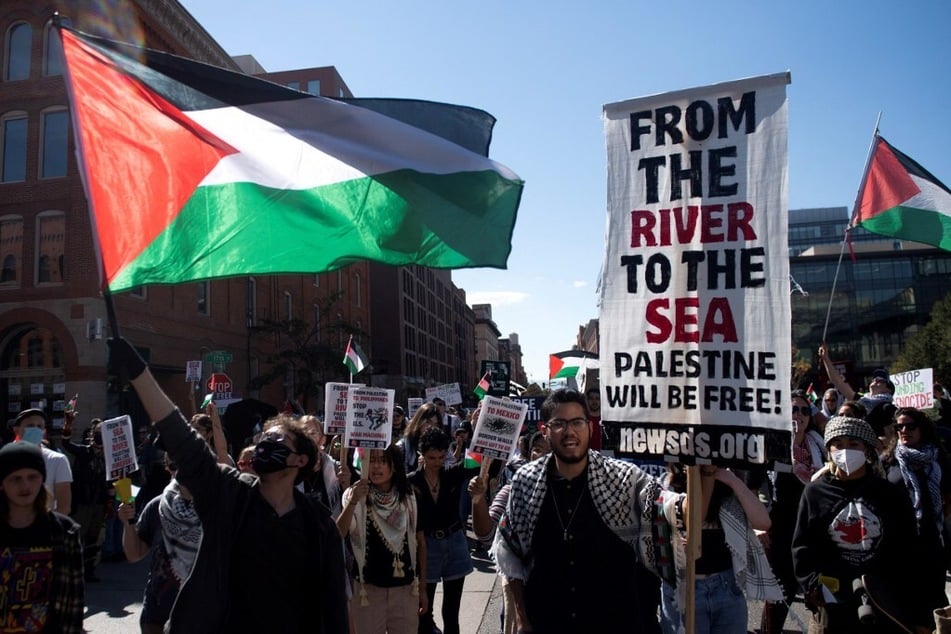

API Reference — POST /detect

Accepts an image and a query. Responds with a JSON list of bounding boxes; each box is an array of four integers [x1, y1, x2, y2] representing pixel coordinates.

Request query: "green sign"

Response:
[[204, 350, 233, 365]]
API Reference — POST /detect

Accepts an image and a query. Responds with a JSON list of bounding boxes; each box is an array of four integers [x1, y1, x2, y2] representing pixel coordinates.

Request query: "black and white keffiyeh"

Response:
[[492, 450, 676, 581], [158, 479, 202, 585], [895, 442, 944, 541]]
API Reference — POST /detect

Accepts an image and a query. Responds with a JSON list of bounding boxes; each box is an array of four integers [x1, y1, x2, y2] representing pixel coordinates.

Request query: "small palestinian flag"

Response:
[[463, 449, 483, 469], [473, 372, 491, 399], [343, 337, 369, 375], [852, 135, 951, 251], [805, 383, 818, 405], [56, 25, 523, 293]]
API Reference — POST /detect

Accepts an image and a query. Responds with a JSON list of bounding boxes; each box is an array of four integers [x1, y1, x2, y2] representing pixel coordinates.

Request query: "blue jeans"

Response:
[[661, 570, 747, 634]]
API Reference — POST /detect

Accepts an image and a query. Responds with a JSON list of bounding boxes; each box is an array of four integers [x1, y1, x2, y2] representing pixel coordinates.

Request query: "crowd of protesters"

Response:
[[3, 337, 951, 633]]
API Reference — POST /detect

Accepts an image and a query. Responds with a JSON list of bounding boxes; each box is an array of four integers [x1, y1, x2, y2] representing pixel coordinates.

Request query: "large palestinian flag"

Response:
[[853, 134, 951, 251], [58, 26, 523, 292]]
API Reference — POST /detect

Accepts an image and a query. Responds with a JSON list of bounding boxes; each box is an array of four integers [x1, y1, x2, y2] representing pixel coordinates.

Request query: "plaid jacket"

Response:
[[47, 511, 85, 633]]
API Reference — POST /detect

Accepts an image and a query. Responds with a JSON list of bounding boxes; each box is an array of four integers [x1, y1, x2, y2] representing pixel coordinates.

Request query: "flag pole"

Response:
[[819, 112, 883, 345]]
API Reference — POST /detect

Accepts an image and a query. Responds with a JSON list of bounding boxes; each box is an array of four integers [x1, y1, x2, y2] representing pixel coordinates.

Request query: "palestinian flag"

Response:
[[343, 337, 369, 375], [57, 26, 523, 293], [473, 372, 491, 399], [805, 383, 818, 405], [549, 351, 596, 380], [852, 135, 951, 251], [463, 449, 484, 469]]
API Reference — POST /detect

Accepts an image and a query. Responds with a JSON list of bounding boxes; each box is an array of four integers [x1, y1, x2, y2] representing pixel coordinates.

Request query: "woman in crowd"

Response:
[[0, 441, 84, 632], [661, 464, 782, 634], [300, 415, 349, 516], [410, 428, 479, 634], [793, 416, 931, 632], [119, 455, 201, 634], [881, 407, 951, 614], [391, 406, 408, 439], [337, 444, 426, 634], [821, 389, 842, 420], [397, 404, 441, 474], [761, 389, 826, 634]]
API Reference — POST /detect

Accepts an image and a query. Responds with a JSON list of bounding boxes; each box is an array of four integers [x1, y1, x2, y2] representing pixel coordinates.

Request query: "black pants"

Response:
[[418, 578, 465, 634]]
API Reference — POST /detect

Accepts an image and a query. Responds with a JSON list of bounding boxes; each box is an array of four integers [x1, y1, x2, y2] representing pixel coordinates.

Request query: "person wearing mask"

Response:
[[109, 337, 348, 633], [0, 441, 84, 632], [793, 416, 931, 632], [12, 409, 72, 516]]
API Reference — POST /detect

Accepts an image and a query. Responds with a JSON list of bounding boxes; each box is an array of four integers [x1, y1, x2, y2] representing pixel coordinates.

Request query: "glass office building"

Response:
[[790, 207, 951, 385]]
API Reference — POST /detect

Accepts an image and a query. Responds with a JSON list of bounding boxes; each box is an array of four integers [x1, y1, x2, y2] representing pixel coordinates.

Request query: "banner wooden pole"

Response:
[[684, 465, 703, 634]]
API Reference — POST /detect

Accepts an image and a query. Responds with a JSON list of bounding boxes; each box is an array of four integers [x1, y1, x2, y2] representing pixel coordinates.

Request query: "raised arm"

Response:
[[818, 344, 856, 401], [205, 402, 234, 466], [714, 467, 771, 531]]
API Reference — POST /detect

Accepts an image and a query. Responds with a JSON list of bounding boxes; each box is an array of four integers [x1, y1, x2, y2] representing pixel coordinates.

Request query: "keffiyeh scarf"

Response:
[[343, 486, 419, 606], [158, 479, 202, 585], [895, 443, 944, 541], [492, 451, 677, 583]]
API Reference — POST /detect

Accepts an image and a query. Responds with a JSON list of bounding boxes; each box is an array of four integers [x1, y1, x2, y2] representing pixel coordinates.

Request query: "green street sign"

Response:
[[204, 350, 233, 365]]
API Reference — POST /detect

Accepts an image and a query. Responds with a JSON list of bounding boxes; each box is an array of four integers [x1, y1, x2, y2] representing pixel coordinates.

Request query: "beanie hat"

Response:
[[0, 441, 46, 482], [823, 416, 878, 448]]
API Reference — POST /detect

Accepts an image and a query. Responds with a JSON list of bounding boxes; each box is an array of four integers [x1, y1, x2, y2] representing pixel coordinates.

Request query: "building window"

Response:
[[43, 20, 66, 76], [307, 79, 321, 95], [197, 281, 209, 314], [337, 269, 343, 291], [5, 23, 31, 81], [35, 212, 64, 284], [40, 108, 68, 179], [2, 114, 28, 182], [129, 286, 147, 299], [0, 215, 22, 286], [247, 277, 257, 324], [313, 273, 319, 287], [287, 80, 300, 91], [354, 272, 361, 307], [284, 291, 293, 321]]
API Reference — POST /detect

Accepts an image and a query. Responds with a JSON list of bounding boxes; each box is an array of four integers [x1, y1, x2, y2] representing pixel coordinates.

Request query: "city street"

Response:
[[84, 532, 825, 634]]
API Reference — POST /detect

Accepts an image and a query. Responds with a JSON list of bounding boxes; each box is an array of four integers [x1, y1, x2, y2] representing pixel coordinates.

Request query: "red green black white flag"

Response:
[[56, 25, 523, 293], [852, 135, 951, 251]]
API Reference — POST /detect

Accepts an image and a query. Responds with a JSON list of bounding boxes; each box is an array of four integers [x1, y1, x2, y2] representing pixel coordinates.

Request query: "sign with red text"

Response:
[[601, 73, 791, 467], [324, 382, 364, 436], [471, 396, 526, 461], [345, 387, 395, 450], [101, 414, 139, 480], [891, 368, 933, 409]]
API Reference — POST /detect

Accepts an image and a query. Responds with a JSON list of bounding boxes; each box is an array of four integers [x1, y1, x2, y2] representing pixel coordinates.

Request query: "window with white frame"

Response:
[[35, 211, 65, 284], [1, 113, 28, 182], [40, 108, 68, 179], [5, 23, 31, 81], [0, 215, 22, 286]]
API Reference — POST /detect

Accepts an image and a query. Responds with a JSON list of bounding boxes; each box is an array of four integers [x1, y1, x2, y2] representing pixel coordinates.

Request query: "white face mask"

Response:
[[831, 448, 866, 475]]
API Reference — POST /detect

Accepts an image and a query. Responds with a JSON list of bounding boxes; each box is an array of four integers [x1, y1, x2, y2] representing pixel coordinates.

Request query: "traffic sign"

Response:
[[204, 350, 233, 365], [207, 372, 233, 400]]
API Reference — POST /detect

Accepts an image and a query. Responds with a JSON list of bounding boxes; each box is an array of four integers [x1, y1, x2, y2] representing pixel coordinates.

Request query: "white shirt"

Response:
[[42, 446, 73, 511]]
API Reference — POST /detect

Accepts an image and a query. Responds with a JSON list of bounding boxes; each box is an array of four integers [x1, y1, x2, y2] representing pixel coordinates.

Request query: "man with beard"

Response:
[[584, 386, 602, 451], [493, 389, 695, 633]]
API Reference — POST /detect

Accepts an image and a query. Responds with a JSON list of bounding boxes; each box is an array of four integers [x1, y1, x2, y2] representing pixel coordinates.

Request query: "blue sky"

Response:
[[180, 0, 951, 384]]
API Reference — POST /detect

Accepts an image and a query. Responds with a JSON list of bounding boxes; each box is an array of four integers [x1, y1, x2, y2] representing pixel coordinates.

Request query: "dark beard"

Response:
[[552, 444, 587, 464]]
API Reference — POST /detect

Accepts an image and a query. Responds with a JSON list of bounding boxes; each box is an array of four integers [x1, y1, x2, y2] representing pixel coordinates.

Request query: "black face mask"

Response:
[[251, 439, 293, 474]]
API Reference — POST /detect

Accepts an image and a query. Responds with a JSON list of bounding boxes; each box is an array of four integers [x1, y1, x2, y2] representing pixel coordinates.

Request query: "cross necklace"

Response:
[[549, 484, 586, 541]]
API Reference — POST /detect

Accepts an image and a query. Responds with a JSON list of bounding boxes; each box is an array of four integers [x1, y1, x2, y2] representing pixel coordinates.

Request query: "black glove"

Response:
[[107, 337, 147, 380]]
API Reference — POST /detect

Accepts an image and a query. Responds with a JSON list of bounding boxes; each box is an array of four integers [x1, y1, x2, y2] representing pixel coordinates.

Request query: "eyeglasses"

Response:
[[791, 405, 811, 415], [894, 422, 919, 432], [546, 418, 588, 432]]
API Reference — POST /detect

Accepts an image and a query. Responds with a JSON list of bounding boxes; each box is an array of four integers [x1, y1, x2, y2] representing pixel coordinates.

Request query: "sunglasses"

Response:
[[791, 405, 811, 415], [894, 422, 919, 432]]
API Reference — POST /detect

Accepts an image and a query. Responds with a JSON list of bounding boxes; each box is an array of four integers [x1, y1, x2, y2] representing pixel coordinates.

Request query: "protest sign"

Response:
[[345, 387, 395, 450], [509, 396, 546, 434], [407, 397, 424, 419], [601, 73, 791, 467], [425, 383, 463, 405], [101, 414, 138, 480], [324, 382, 363, 436], [471, 396, 527, 461], [891, 368, 933, 409]]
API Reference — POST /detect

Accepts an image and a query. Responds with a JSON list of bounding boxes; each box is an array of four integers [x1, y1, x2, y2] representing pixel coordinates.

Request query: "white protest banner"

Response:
[[424, 383, 462, 405], [601, 72, 791, 467], [185, 360, 202, 382], [891, 368, 933, 409], [471, 396, 527, 461], [101, 414, 139, 480], [324, 382, 363, 436], [345, 387, 395, 450], [407, 397, 424, 419]]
